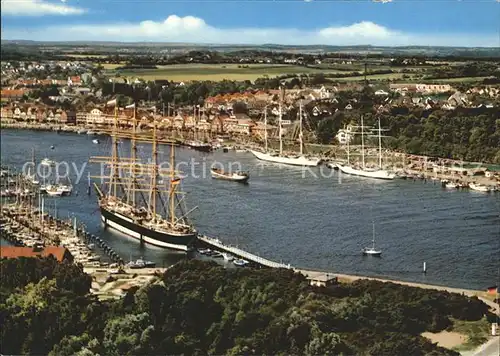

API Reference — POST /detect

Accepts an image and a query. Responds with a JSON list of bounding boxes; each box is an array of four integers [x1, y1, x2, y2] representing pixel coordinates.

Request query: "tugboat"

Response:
[[210, 168, 249, 183]]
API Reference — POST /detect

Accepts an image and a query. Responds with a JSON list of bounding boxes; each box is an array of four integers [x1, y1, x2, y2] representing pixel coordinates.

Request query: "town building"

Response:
[[0, 246, 74, 263]]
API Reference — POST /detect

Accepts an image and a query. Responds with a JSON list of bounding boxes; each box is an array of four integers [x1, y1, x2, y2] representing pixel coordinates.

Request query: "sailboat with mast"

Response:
[[90, 100, 198, 252], [362, 222, 382, 256], [250, 97, 320, 167], [337, 116, 395, 180]]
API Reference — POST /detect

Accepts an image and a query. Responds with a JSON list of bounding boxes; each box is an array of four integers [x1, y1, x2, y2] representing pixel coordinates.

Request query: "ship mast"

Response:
[[109, 105, 119, 198], [279, 87, 283, 156], [378, 117, 383, 169], [169, 142, 176, 225], [346, 125, 350, 165], [128, 104, 137, 206], [361, 115, 366, 169], [299, 102, 304, 156], [148, 120, 158, 221], [264, 107, 268, 153]]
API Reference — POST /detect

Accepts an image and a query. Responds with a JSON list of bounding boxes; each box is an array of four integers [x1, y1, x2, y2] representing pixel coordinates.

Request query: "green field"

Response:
[[106, 64, 347, 82]]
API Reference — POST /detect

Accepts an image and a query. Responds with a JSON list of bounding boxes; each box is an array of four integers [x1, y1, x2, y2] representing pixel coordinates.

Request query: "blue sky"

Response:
[[1, 0, 499, 47]]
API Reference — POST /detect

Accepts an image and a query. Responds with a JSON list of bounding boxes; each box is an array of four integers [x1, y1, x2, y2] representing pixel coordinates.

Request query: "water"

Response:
[[1, 129, 499, 289]]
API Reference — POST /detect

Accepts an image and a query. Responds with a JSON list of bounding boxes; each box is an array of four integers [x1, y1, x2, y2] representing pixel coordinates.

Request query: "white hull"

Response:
[[211, 170, 249, 182], [337, 164, 395, 180], [250, 150, 320, 167], [469, 183, 491, 193]]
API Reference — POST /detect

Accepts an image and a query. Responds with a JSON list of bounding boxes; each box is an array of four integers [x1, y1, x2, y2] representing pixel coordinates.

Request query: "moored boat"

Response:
[[91, 102, 198, 252], [469, 182, 491, 193], [362, 223, 382, 257], [210, 168, 249, 183]]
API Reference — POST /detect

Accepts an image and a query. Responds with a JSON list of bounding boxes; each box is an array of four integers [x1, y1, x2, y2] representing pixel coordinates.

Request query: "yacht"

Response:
[[233, 259, 249, 267], [40, 158, 56, 167], [45, 185, 63, 197], [444, 180, 459, 189], [211, 168, 249, 183], [362, 223, 382, 256], [92, 139, 100, 144], [250, 98, 321, 167], [337, 117, 396, 180], [469, 182, 491, 193]]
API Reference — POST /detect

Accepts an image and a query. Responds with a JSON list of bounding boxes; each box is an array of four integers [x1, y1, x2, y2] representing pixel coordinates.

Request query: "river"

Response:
[[1, 129, 498, 289]]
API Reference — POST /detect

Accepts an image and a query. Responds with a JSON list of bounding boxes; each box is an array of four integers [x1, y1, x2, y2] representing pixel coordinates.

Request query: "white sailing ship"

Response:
[[362, 222, 382, 256], [469, 182, 491, 193], [250, 95, 321, 167], [336, 116, 396, 180]]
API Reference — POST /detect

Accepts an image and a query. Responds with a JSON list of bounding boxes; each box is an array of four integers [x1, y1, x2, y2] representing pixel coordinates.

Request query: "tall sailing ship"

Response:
[[90, 101, 198, 251], [250, 89, 321, 167], [336, 116, 396, 180]]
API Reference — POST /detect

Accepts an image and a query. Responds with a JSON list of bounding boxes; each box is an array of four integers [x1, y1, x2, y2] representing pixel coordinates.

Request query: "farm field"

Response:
[[105, 64, 346, 82]]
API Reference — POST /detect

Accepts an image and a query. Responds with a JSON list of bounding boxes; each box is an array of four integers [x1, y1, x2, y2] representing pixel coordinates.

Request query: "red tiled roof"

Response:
[[0, 246, 71, 262], [1, 89, 26, 97]]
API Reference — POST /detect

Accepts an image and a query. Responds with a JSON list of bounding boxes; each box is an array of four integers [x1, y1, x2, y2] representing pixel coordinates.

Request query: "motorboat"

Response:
[[45, 185, 63, 197], [469, 182, 491, 193], [211, 168, 249, 183], [445, 181, 459, 189], [233, 259, 249, 267], [40, 158, 56, 167], [93, 139, 100, 144]]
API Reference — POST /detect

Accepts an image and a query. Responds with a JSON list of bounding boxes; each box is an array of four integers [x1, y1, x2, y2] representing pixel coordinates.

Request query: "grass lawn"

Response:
[[449, 317, 492, 351], [431, 76, 489, 83]]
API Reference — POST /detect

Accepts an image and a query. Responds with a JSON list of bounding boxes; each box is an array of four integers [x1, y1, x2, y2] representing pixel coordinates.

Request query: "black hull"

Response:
[[100, 207, 197, 251], [189, 145, 212, 152]]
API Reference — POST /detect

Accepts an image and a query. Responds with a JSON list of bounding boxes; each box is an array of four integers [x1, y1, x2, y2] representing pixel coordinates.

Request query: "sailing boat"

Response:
[[90, 101, 198, 252], [250, 93, 321, 167], [25, 148, 39, 185], [362, 222, 382, 256], [337, 116, 395, 180]]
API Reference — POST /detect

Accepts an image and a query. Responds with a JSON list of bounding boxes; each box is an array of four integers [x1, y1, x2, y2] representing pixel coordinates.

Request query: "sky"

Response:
[[1, 0, 499, 47]]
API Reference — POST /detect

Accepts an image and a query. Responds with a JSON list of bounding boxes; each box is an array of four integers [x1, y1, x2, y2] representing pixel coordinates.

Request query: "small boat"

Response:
[[45, 185, 63, 197], [469, 182, 491, 193], [445, 181, 459, 189], [211, 168, 249, 183], [50, 145, 55, 150], [233, 259, 249, 267], [235, 148, 247, 153], [210, 251, 223, 258], [198, 248, 211, 255], [222, 253, 234, 262], [40, 158, 56, 167], [92, 139, 100, 144], [77, 128, 87, 134], [362, 222, 382, 256]]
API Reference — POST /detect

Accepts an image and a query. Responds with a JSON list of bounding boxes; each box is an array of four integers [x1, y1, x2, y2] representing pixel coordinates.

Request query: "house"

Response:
[[336, 125, 354, 145], [67, 76, 82, 86], [307, 273, 338, 288], [0, 246, 74, 263], [1, 89, 27, 101], [448, 92, 469, 107], [60, 110, 77, 125]]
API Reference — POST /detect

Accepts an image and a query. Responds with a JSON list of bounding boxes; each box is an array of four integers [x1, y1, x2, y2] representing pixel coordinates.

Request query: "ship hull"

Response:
[[337, 164, 395, 180], [211, 170, 249, 183], [249, 150, 320, 167], [100, 207, 196, 251]]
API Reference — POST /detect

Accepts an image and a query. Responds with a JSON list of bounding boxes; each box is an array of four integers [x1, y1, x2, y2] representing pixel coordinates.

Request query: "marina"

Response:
[[0, 128, 499, 290]]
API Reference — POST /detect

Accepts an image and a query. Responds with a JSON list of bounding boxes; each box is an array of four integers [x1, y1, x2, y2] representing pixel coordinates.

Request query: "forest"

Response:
[[0, 257, 493, 355]]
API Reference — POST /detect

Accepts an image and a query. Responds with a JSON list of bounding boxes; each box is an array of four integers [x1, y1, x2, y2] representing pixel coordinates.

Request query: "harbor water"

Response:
[[1, 129, 499, 289]]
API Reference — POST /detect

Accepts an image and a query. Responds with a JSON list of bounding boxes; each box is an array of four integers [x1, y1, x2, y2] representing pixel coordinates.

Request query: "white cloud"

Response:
[[1, 14, 497, 47], [1, 0, 86, 16]]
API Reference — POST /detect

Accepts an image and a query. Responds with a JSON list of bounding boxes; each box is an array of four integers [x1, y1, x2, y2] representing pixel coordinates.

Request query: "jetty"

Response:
[[197, 234, 292, 269]]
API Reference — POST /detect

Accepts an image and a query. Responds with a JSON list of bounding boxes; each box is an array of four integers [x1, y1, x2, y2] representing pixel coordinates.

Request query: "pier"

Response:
[[197, 234, 292, 269]]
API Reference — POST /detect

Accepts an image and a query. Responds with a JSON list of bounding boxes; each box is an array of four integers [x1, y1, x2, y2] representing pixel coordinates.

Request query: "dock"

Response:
[[197, 234, 292, 269]]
